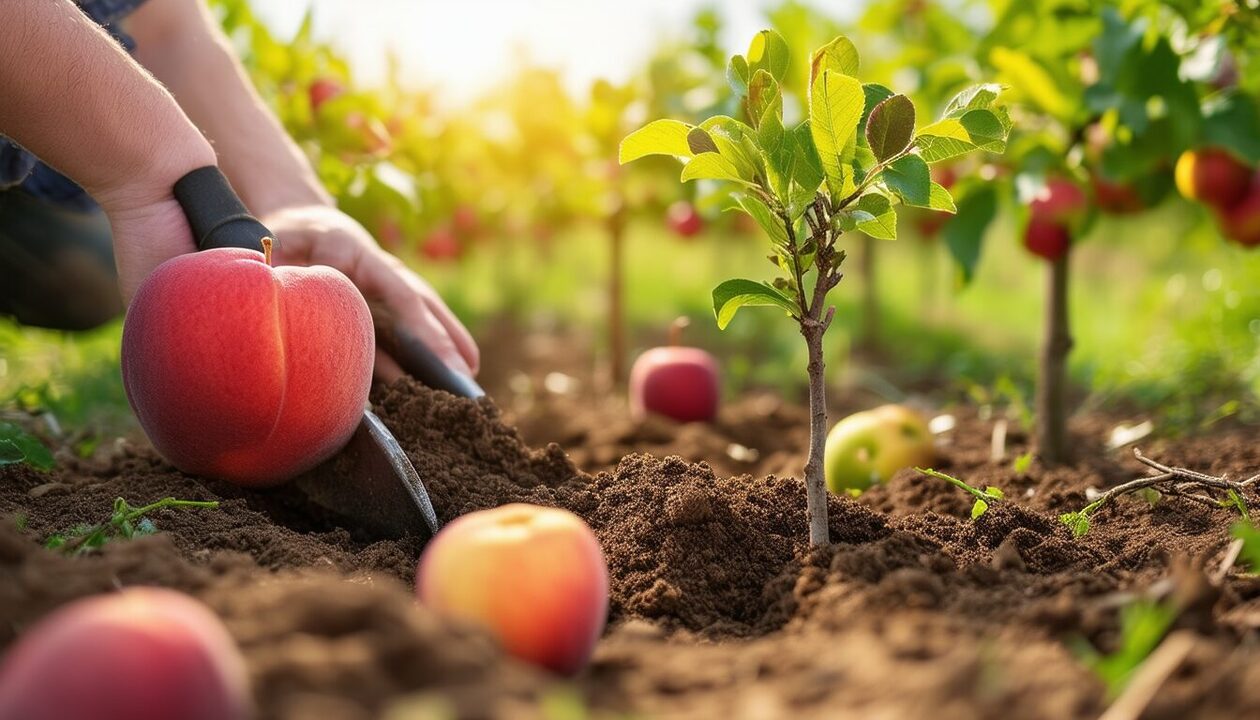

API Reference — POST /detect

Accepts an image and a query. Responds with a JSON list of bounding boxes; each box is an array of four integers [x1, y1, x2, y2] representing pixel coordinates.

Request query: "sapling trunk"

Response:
[[802, 324, 830, 546], [607, 204, 627, 387], [1036, 253, 1072, 464]]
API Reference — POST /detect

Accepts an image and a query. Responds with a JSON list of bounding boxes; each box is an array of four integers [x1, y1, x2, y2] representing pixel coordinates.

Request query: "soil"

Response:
[[3, 334, 1260, 719]]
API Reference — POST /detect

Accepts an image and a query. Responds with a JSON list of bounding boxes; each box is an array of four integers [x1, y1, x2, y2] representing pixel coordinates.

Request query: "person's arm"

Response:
[[126, 0, 479, 380], [0, 0, 217, 301]]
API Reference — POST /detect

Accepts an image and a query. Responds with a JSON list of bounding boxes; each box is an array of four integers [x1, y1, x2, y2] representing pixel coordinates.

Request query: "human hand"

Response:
[[258, 204, 479, 383]]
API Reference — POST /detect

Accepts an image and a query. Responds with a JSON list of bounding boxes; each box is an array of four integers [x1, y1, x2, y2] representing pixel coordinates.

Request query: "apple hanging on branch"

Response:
[[620, 30, 1011, 546]]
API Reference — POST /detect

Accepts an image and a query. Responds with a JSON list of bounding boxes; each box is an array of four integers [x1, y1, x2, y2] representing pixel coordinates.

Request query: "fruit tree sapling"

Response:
[[620, 30, 1010, 545]]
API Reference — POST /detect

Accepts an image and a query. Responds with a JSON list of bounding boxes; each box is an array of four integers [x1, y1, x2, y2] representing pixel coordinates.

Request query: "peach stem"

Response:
[[262, 237, 274, 266], [668, 316, 690, 347]]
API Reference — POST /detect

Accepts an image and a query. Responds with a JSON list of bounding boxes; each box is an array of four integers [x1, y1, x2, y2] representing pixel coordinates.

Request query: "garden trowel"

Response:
[[174, 166, 484, 541]]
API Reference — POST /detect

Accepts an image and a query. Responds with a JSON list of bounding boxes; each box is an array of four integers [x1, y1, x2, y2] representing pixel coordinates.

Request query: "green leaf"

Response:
[[0, 423, 54, 471], [990, 47, 1072, 120], [747, 70, 782, 129], [861, 84, 895, 128], [985, 486, 1005, 500], [733, 194, 788, 246], [747, 30, 790, 82], [810, 35, 860, 84], [680, 153, 753, 185], [959, 109, 1007, 153], [855, 193, 896, 240], [865, 94, 915, 162], [687, 127, 719, 155], [809, 70, 865, 197], [1202, 92, 1260, 164], [882, 154, 931, 207], [927, 182, 957, 213], [914, 118, 974, 163], [619, 120, 694, 164], [971, 499, 989, 519], [944, 83, 1004, 116], [1232, 521, 1260, 572], [943, 184, 997, 285], [1013, 452, 1034, 474], [1060, 511, 1092, 537], [727, 55, 750, 95], [711, 279, 799, 330]]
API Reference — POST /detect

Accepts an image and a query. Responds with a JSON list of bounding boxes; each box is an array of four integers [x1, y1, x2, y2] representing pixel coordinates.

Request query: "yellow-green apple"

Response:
[[629, 321, 720, 423], [0, 588, 250, 720], [416, 504, 608, 675], [666, 201, 703, 238], [824, 404, 935, 493], [1023, 218, 1072, 261], [121, 241, 374, 486], [1219, 178, 1260, 247], [1175, 148, 1252, 210]]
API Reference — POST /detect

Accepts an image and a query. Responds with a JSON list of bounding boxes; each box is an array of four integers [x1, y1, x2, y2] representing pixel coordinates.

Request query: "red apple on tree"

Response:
[[1175, 147, 1252, 210], [1218, 176, 1260, 247], [421, 226, 461, 262], [1023, 218, 1071, 260], [121, 240, 374, 486], [453, 203, 480, 238], [629, 318, 720, 423], [1090, 172, 1145, 214], [1029, 177, 1088, 225], [308, 77, 343, 113], [666, 200, 704, 239]]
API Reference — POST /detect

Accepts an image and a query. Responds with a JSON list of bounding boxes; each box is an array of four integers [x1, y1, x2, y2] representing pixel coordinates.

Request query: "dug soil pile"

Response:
[[3, 377, 1260, 719]]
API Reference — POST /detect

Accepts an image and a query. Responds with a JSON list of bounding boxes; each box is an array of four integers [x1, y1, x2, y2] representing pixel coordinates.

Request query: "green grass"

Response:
[[3, 200, 1257, 436]]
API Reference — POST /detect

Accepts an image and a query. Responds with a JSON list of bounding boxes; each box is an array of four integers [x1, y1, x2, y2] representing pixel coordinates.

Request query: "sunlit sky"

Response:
[[251, 1, 861, 103]]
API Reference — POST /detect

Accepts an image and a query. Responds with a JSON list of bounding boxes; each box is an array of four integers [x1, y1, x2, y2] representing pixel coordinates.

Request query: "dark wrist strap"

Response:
[[173, 166, 272, 252]]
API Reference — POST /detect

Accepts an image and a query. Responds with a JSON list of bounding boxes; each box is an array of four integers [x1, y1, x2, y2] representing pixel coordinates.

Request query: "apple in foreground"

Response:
[[416, 504, 609, 675], [0, 588, 250, 720], [121, 241, 374, 486], [824, 404, 935, 493], [629, 320, 720, 423], [1175, 148, 1252, 210], [666, 200, 704, 238]]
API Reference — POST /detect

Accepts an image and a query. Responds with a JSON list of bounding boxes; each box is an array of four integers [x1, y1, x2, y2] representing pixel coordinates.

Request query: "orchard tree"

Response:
[[621, 30, 1010, 546]]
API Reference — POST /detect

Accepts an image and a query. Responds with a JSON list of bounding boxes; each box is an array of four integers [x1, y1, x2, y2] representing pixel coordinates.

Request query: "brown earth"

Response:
[[3, 344, 1260, 719]]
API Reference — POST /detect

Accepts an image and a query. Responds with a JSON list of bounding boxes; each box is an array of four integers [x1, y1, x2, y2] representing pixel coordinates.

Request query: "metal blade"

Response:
[[295, 410, 441, 540]]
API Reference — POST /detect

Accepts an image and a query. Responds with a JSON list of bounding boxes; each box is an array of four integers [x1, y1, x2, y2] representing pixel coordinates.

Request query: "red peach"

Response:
[[629, 345, 721, 423], [1023, 218, 1071, 261], [0, 588, 250, 720], [1175, 148, 1252, 210], [1218, 178, 1260, 247], [416, 504, 609, 675], [121, 245, 374, 486], [1029, 177, 1087, 225], [667, 201, 704, 238]]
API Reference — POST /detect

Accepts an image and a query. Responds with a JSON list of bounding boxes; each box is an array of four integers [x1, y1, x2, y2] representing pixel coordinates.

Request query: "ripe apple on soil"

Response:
[[666, 200, 704, 239], [1175, 148, 1252, 210], [121, 241, 374, 486], [0, 588, 250, 720], [416, 503, 609, 675], [629, 319, 720, 423], [824, 404, 935, 493]]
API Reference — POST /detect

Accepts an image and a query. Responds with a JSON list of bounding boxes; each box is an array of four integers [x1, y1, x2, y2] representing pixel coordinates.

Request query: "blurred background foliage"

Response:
[[2, 0, 1258, 438]]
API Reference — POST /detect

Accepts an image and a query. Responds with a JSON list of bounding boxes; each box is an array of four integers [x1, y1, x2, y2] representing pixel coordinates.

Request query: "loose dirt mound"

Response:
[[3, 376, 1260, 718]]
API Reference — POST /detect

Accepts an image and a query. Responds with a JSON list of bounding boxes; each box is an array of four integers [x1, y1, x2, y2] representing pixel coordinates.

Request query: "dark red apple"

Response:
[[1023, 218, 1071, 261], [666, 201, 703, 239], [308, 78, 343, 113], [1218, 177, 1260, 247], [1175, 148, 1252, 211], [1029, 178, 1087, 225], [1091, 173, 1145, 215], [629, 319, 719, 423]]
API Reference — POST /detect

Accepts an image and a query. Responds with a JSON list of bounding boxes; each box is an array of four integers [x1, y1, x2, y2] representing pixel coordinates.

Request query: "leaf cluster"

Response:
[[44, 497, 219, 556]]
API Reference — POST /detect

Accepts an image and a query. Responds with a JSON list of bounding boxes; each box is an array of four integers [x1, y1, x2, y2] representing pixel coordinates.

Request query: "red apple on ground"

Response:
[[629, 319, 720, 423], [1023, 218, 1071, 261], [0, 588, 250, 720], [121, 241, 374, 486], [421, 226, 462, 262], [1175, 148, 1252, 210], [666, 201, 704, 239], [416, 504, 609, 675], [824, 405, 935, 493], [1218, 178, 1260, 247], [1029, 177, 1088, 225], [308, 77, 343, 113]]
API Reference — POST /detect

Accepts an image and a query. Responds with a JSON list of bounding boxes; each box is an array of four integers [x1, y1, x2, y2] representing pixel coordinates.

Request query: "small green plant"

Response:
[[45, 497, 219, 556], [0, 422, 54, 471], [1231, 521, 1260, 572], [621, 30, 1010, 545], [1071, 600, 1178, 699], [1012, 452, 1034, 474], [915, 467, 1005, 519]]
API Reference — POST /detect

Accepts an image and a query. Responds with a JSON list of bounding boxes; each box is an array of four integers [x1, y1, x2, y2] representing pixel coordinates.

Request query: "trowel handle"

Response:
[[174, 166, 271, 252], [374, 312, 486, 399]]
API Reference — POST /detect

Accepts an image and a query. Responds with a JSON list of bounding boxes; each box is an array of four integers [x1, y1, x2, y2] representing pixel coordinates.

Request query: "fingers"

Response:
[[373, 347, 404, 385]]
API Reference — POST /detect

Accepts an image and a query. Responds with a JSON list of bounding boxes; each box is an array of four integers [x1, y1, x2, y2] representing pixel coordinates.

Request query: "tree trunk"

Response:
[[858, 233, 880, 353], [1036, 254, 1072, 464], [802, 325, 831, 546], [607, 208, 627, 388]]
